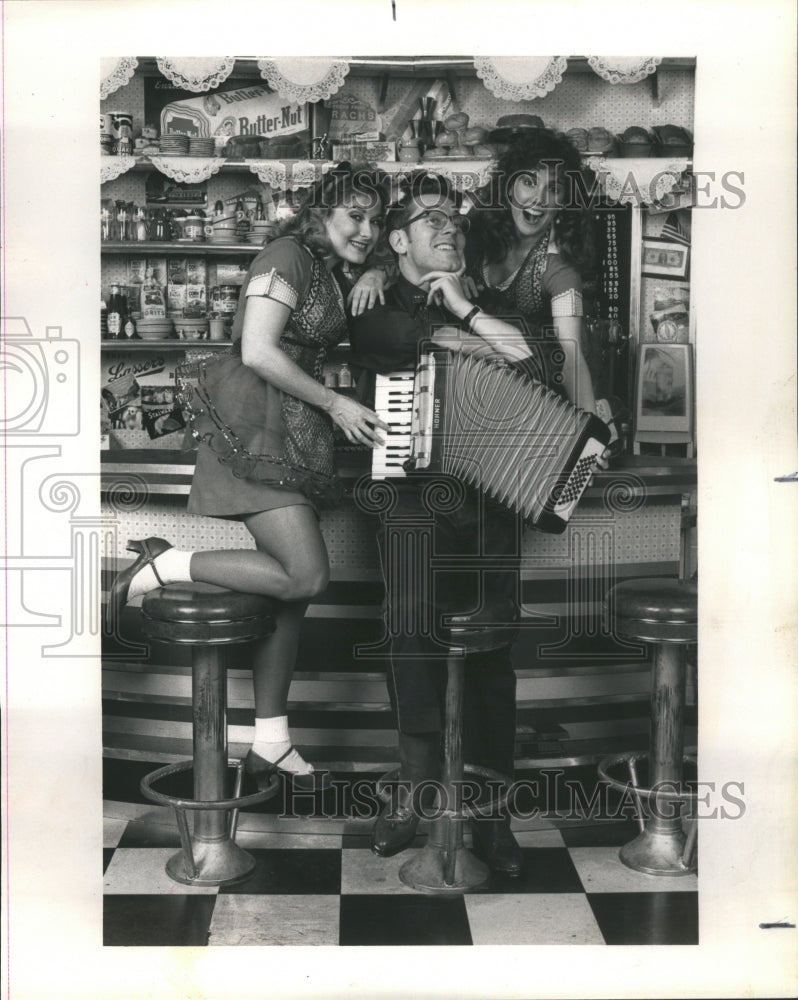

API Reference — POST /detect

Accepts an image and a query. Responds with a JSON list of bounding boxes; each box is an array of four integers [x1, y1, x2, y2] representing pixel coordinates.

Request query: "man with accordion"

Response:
[[349, 172, 608, 876]]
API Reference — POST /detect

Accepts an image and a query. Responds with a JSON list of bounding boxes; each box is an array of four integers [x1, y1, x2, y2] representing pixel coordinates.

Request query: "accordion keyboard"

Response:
[[372, 372, 416, 478]]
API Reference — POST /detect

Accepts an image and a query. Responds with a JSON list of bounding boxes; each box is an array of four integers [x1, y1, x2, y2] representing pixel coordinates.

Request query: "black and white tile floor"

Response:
[[103, 765, 698, 947]]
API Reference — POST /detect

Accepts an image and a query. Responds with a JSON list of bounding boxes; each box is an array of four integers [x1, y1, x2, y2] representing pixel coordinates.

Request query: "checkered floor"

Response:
[[104, 771, 698, 947]]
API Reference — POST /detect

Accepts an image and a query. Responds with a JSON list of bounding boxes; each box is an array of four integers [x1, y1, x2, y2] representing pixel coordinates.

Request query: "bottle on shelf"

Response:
[[122, 316, 140, 340], [337, 363, 353, 388], [106, 284, 128, 339]]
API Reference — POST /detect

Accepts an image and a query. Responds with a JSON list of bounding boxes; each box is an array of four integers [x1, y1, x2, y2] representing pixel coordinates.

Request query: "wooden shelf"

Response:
[[130, 55, 696, 80], [106, 156, 316, 174], [101, 240, 259, 256], [101, 339, 232, 351]]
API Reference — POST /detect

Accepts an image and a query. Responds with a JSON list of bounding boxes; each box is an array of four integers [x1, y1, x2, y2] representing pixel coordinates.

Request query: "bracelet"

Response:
[[460, 305, 482, 329]]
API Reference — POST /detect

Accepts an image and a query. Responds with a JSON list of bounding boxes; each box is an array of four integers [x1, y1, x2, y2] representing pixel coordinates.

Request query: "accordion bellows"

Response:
[[373, 351, 611, 534]]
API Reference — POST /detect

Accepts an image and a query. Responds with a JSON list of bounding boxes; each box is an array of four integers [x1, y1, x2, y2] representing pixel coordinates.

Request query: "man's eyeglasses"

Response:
[[402, 208, 470, 234]]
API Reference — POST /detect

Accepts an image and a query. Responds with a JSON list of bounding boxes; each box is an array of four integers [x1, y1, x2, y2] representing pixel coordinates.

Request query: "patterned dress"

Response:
[[472, 227, 584, 394], [181, 237, 347, 516]]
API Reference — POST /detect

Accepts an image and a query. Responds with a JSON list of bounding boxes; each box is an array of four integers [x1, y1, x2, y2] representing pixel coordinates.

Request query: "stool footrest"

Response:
[[140, 759, 280, 811], [376, 764, 512, 817], [598, 750, 698, 803]]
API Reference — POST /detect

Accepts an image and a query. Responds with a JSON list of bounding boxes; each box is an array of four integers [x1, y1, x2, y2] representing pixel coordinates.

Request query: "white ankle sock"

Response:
[[253, 715, 313, 775], [127, 548, 194, 601]]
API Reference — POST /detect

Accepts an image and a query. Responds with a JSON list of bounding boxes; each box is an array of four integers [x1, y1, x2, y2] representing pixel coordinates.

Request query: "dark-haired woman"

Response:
[[469, 129, 598, 413], [108, 166, 389, 789]]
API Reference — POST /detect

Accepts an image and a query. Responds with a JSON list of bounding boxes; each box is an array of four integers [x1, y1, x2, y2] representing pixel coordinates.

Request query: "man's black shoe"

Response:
[[371, 805, 420, 857], [471, 818, 523, 877]]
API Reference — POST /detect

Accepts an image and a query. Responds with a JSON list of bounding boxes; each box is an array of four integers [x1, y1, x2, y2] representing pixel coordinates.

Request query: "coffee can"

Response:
[[110, 111, 134, 139]]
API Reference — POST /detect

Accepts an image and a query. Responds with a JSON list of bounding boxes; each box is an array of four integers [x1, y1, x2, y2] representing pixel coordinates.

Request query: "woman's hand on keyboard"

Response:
[[324, 392, 388, 447]]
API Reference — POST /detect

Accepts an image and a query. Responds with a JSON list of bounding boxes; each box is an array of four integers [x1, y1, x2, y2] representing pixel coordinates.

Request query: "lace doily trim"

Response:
[[256, 58, 351, 104], [585, 156, 689, 205], [473, 56, 567, 101], [587, 57, 662, 85], [155, 57, 237, 93], [247, 159, 333, 191], [100, 57, 139, 100], [149, 156, 226, 184], [378, 159, 495, 192], [101, 156, 137, 183]]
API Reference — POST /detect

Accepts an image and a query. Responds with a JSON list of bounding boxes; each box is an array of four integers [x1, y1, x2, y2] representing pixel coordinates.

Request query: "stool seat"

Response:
[[605, 578, 697, 644], [142, 582, 276, 645]]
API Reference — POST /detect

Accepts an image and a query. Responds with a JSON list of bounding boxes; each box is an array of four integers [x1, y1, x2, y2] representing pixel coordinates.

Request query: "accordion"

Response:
[[372, 350, 610, 533]]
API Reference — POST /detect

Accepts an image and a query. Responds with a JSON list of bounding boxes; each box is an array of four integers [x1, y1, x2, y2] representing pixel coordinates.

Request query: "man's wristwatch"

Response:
[[460, 305, 482, 330]]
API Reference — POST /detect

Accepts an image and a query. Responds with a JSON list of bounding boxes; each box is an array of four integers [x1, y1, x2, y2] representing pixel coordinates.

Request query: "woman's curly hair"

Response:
[[277, 162, 391, 257], [471, 129, 596, 277]]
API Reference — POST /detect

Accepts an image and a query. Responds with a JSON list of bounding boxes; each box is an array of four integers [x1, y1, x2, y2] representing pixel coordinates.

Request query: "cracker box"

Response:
[[323, 92, 381, 140]]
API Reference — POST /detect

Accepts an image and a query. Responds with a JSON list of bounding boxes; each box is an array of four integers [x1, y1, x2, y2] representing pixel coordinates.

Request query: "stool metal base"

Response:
[[140, 758, 280, 888], [619, 827, 694, 877], [166, 838, 257, 887], [399, 842, 488, 894]]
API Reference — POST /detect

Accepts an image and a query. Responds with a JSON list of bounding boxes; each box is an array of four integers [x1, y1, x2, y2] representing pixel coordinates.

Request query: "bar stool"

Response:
[[139, 582, 281, 887], [395, 620, 517, 895], [598, 578, 698, 876]]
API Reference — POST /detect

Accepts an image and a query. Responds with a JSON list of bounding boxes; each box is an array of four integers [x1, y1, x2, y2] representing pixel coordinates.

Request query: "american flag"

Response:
[[661, 211, 691, 246]]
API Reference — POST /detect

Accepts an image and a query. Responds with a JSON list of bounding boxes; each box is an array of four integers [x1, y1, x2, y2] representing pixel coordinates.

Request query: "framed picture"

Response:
[[641, 237, 690, 279], [634, 343, 694, 449]]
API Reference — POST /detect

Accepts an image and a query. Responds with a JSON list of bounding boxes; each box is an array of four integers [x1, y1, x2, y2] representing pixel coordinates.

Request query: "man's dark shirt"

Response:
[[348, 274, 469, 392], [348, 273, 556, 405]]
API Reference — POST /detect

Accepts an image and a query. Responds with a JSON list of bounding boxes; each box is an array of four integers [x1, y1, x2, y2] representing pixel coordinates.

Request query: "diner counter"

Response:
[[101, 450, 696, 500]]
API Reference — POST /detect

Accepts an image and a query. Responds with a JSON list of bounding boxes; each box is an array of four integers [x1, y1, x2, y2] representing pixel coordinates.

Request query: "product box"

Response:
[[167, 284, 187, 312], [167, 258, 187, 285], [146, 78, 309, 155], [140, 385, 186, 440], [186, 259, 207, 285], [215, 261, 250, 285], [186, 285, 207, 310], [321, 92, 381, 140], [146, 257, 168, 287], [127, 259, 148, 286], [331, 140, 396, 162], [101, 351, 185, 449]]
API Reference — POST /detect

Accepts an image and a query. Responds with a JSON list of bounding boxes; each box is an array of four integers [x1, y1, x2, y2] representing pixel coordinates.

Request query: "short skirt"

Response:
[[179, 348, 341, 517], [187, 440, 318, 518]]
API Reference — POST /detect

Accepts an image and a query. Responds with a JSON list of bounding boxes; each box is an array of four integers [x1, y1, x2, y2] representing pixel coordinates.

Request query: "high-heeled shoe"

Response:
[[106, 537, 173, 630], [244, 747, 333, 792]]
